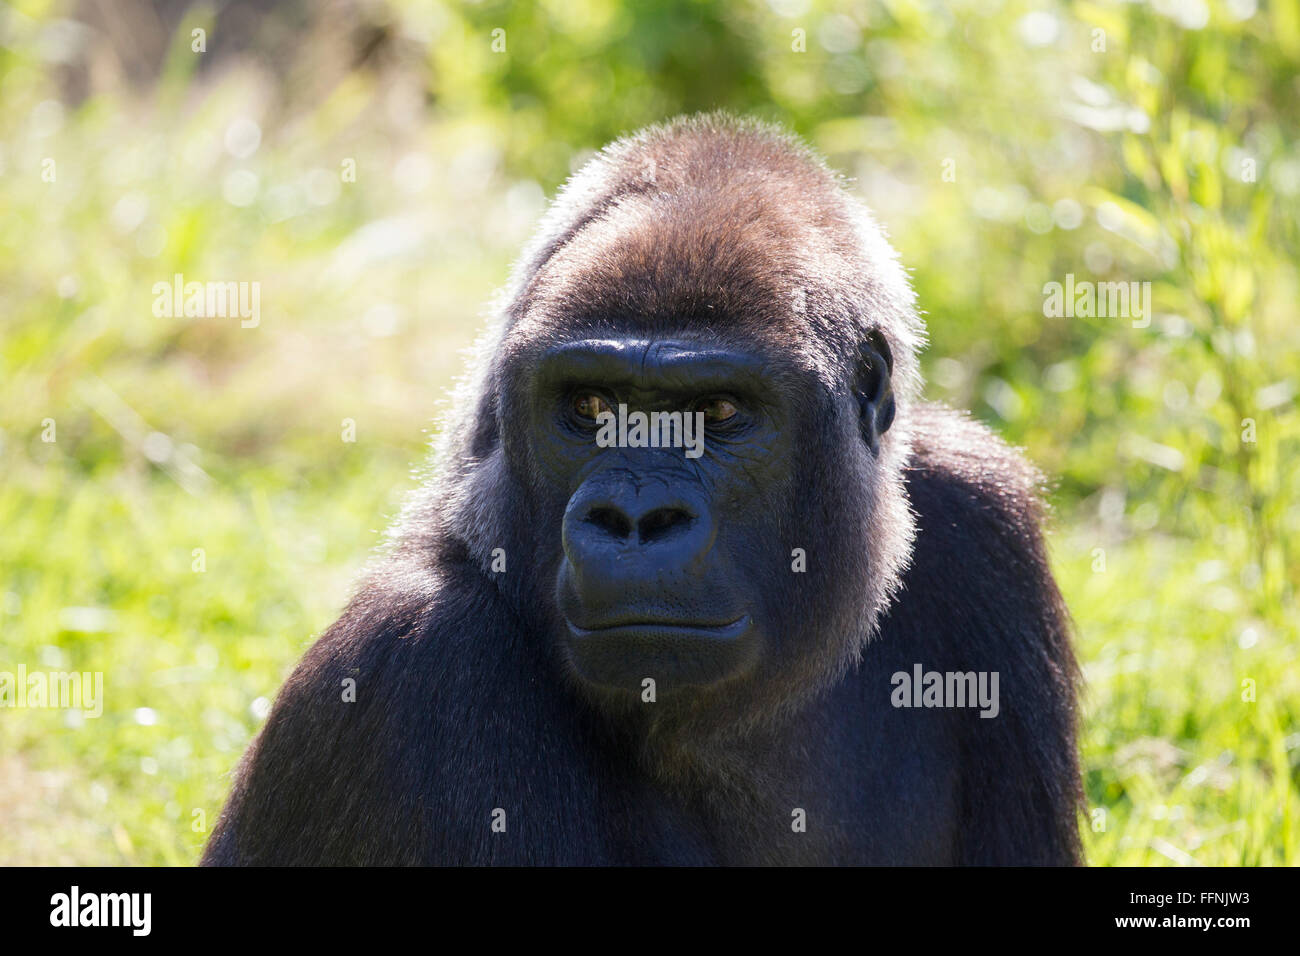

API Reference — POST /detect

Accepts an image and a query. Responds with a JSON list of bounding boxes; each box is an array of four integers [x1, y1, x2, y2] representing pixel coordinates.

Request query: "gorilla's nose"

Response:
[[585, 501, 694, 545], [562, 478, 716, 595]]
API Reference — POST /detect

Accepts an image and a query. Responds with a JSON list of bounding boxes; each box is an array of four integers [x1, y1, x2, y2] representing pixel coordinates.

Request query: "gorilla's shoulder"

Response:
[[896, 402, 1065, 626], [203, 552, 548, 865], [285, 550, 509, 698], [903, 402, 1052, 555]]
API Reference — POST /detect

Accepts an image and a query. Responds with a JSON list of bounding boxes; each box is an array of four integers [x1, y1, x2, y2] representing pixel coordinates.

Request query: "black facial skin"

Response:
[[514, 335, 894, 695], [533, 338, 794, 691]]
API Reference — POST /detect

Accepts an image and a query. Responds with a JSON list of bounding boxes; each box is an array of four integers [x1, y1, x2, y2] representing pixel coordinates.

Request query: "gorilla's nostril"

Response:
[[637, 506, 693, 543], [586, 506, 634, 540]]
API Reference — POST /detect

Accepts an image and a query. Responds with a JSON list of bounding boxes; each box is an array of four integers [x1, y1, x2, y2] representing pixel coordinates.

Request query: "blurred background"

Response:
[[0, 0, 1296, 865]]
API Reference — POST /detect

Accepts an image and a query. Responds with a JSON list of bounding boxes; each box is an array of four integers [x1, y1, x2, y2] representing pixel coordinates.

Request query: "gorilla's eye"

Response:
[[698, 397, 739, 424], [572, 393, 613, 421]]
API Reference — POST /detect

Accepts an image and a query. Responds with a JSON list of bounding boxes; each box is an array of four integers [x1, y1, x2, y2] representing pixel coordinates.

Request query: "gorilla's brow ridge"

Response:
[[532, 338, 776, 397]]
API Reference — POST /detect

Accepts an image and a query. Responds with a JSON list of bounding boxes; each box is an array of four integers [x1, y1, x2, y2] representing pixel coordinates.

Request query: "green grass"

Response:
[[0, 454, 415, 864], [1059, 527, 1298, 865]]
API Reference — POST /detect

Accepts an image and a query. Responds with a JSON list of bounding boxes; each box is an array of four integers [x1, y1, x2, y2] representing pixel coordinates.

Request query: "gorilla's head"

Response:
[[408, 115, 926, 727]]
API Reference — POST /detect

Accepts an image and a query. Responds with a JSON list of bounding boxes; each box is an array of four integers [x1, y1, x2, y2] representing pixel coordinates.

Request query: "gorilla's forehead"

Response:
[[495, 116, 920, 393], [508, 203, 867, 383]]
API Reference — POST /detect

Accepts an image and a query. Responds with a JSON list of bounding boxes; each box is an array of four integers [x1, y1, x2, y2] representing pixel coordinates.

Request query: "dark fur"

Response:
[[203, 115, 1082, 866]]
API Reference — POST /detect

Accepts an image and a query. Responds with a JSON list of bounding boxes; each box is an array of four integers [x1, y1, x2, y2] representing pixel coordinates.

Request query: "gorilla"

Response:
[[203, 114, 1082, 866]]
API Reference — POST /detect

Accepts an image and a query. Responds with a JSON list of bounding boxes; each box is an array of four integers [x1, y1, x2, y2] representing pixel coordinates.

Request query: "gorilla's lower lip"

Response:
[[561, 614, 757, 691], [566, 616, 750, 640]]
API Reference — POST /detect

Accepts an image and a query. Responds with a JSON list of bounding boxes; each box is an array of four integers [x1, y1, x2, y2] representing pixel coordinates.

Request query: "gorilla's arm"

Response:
[[201, 568, 449, 865], [201, 550, 572, 866], [886, 403, 1083, 864]]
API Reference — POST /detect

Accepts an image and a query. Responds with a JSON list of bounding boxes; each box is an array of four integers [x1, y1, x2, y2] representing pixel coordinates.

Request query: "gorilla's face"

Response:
[[536, 336, 795, 694], [501, 328, 896, 700]]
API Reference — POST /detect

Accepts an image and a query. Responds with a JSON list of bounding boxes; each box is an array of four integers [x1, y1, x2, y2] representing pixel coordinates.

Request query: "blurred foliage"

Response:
[[0, 0, 1296, 864]]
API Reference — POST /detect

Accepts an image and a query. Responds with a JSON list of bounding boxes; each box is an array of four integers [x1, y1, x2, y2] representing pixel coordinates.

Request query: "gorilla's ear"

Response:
[[854, 329, 896, 456]]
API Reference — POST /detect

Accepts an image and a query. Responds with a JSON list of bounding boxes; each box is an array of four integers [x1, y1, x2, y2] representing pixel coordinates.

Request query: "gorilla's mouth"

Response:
[[566, 615, 750, 640], [561, 614, 757, 692]]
